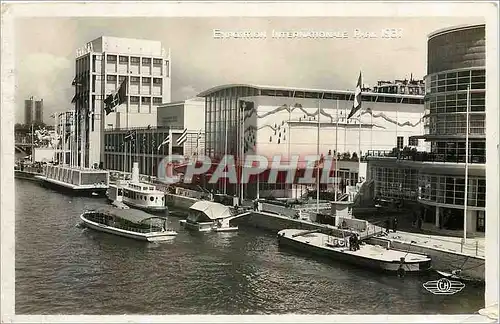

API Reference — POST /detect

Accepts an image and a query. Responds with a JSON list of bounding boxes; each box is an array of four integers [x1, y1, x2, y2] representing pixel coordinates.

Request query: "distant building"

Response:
[[72, 36, 172, 168], [24, 97, 33, 125], [34, 99, 44, 124], [24, 97, 43, 125]]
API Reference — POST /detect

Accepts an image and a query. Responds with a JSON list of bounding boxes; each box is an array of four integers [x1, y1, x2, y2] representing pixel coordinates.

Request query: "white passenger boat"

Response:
[[277, 229, 432, 274], [179, 201, 238, 232], [80, 205, 177, 242], [106, 162, 167, 213], [36, 164, 109, 197]]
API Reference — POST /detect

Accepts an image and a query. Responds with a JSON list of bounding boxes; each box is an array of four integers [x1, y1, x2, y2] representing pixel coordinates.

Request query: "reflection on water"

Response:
[[15, 180, 484, 315]]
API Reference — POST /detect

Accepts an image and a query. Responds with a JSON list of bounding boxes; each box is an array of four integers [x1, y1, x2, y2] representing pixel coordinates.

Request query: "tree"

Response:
[[342, 151, 351, 161], [351, 152, 359, 162]]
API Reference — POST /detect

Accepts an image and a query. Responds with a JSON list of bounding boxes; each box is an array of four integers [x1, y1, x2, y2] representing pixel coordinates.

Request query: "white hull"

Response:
[[180, 219, 238, 233], [80, 214, 177, 242], [123, 199, 168, 213], [277, 229, 432, 273]]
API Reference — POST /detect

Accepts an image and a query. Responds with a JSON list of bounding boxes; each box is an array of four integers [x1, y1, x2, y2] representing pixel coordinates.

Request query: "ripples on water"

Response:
[[14, 180, 484, 315]]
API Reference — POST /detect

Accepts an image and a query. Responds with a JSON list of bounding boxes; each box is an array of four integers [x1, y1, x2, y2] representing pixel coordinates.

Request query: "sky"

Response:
[[14, 16, 484, 123]]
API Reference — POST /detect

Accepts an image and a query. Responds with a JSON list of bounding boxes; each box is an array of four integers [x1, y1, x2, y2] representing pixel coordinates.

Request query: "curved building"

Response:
[[368, 24, 486, 235], [419, 24, 486, 233]]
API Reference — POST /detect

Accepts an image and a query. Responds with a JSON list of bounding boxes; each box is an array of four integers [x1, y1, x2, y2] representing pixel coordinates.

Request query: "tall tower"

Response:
[[34, 99, 44, 124], [24, 96, 34, 125], [73, 36, 171, 168]]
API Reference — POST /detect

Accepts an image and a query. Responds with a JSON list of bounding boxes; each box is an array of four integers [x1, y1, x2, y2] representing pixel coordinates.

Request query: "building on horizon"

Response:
[[34, 99, 43, 124], [24, 96, 44, 125], [72, 36, 172, 168], [194, 81, 427, 199], [24, 97, 34, 125], [366, 24, 486, 236], [103, 97, 205, 176]]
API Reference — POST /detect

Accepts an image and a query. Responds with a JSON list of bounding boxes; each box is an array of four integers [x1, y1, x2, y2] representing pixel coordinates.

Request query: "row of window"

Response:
[[123, 189, 164, 202], [427, 114, 485, 136], [418, 174, 486, 208], [426, 91, 485, 113], [426, 69, 485, 93], [104, 75, 163, 84], [106, 56, 163, 65]]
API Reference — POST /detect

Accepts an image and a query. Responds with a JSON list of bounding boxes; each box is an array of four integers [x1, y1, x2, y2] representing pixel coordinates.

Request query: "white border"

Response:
[[1, 1, 498, 323]]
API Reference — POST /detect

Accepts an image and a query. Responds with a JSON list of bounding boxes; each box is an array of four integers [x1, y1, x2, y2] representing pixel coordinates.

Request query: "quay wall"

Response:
[[165, 193, 199, 210], [232, 211, 353, 237], [367, 237, 485, 281]]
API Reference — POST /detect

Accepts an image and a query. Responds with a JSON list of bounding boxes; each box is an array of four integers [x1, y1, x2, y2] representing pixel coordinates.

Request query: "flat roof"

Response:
[[197, 83, 424, 99], [428, 23, 485, 40]]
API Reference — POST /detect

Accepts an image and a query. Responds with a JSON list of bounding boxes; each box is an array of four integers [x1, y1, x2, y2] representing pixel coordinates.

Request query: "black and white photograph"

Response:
[[1, 1, 498, 323]]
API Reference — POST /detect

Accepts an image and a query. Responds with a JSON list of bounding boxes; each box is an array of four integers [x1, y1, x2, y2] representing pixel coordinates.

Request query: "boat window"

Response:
[[162, 196, 164, 201], [150, 196, 154, 201]]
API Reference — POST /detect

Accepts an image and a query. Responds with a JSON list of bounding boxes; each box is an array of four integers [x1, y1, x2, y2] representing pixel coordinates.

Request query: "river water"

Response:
[[15, 179, 484, 315]]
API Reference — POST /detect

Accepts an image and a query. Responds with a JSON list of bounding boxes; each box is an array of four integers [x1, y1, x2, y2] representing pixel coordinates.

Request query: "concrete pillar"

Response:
[[435, 206, 440, 227], [466, 210, 476, 233]]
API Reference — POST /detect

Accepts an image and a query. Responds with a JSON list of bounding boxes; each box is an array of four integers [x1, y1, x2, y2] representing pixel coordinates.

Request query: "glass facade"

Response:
[[418, 174, 486, 208], [103, 127, 184, 176], [367, 25, 487, 231], [371, 166, 419, 200]]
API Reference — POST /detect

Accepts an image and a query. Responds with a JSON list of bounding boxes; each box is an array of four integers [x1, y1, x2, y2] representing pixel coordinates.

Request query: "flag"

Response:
[[157, 134, 170, 151], [124, 130, 134, 142], [348, 72, 362, 119], [104, 78, 127, 115], [176, 128, 188, 145], [197, 129, 202, 140], [71, 75, 83, 87]]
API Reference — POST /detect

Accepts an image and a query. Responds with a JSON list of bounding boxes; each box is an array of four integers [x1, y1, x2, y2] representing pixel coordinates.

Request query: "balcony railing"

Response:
[[367, 148, 486, 164]]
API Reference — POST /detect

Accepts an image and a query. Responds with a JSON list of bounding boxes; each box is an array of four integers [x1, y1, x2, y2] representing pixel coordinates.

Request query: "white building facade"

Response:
[[157, 97, 206, 157], [197, 84, 426, 198], [73, 36, 171, 168]]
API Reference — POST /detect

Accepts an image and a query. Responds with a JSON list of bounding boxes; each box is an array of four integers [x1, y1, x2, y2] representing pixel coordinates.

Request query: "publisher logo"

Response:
[[423, 278, 465, 295]]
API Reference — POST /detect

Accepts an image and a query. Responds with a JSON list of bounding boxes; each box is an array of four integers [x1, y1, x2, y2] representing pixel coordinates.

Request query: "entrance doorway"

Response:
[[476, 210, 485, 232]]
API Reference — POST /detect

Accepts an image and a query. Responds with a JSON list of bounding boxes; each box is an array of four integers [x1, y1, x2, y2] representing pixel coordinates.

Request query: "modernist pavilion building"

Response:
[[367, 24, 486, 235], [197, 81, 426, 200]]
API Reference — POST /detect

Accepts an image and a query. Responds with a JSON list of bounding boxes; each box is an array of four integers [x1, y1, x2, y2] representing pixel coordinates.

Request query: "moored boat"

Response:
[[277, 229, 432, 274], [109, 162, 167, 213], [179, 200, 238, 232], [36, 164, 109, 197], [80, 205, 177, 242]]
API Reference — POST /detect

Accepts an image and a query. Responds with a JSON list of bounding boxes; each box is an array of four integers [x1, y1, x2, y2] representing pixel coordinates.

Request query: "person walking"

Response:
[[393, 217, 398, 233]]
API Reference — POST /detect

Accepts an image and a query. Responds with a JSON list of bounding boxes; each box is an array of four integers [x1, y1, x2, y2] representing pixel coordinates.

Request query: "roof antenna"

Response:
[[410, 73, 413, 81]]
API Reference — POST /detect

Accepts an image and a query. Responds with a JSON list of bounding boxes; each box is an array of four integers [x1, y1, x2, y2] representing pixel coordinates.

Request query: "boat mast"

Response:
[[335, 99, 339, 202], [316, 97, 321, 213]]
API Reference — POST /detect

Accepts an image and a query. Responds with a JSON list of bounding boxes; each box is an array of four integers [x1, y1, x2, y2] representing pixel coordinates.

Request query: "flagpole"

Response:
[[358, 112, 362, 183], [335, 99, 339, 202], [224, 107, 228, 195], [287, 105, 291, 198], [316, 98, 320, 213], [462, 84, 470, 251]]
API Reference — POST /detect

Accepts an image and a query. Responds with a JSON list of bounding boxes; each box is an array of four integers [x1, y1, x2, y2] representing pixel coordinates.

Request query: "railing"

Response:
[[367, 150, 486, 164], [104, 125, 185, 132]]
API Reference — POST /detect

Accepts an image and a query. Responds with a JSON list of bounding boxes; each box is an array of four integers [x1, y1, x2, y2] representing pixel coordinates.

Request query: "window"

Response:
[[130, 76, 140, 83], [397, 136, 404, 149], [141, 97, 151, 104], [165, 60, 170, 77], [142, 58, 151, 64], [153, 97, 162, 104], [106, 75, 117, 81], [130, 57, 140, 64], [142, 77, 151, 84], [119, 56, 128, 63], [153, 78, 162, 85], [130, 96, 140, 103], [153, 58, 162, 65], [118, 76, 126, 83], [107, 55, 117, 62], [409, 137, 419, 146], [476, 211, 485, 232]]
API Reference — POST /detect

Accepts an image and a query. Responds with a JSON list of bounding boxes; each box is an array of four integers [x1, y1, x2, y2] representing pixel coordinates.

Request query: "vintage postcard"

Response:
[[1, 1, 498, 323]]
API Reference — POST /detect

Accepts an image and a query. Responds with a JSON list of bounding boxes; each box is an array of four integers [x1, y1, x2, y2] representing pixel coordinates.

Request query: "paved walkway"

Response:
[[364, 222, 485, 258]]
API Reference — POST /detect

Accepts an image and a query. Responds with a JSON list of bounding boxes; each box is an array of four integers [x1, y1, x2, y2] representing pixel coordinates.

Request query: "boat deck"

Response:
[[282, 229, 430, 263]]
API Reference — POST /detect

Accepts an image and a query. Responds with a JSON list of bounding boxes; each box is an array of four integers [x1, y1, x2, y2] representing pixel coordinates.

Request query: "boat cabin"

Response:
[[44, 164, 109, 188], [185, 201, 236, 232], [84, 206, 168, 234]]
